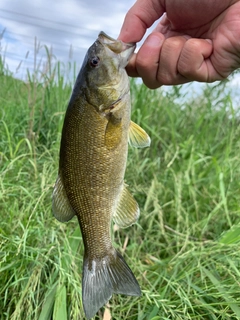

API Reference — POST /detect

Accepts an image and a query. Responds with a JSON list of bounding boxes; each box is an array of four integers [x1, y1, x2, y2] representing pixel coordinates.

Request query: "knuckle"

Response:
[[178, 60, 195, 77], [178, 40, 202, 76], [184, 38, 202, 50], [141, 72, 162, 89], [164, 36, 186, 51], [157, 72, 174, 85]]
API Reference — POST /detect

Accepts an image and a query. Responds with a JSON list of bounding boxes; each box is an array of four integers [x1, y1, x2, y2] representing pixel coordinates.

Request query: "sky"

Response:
[[0, 0, 137, 79], [1, 0, 240, 109]]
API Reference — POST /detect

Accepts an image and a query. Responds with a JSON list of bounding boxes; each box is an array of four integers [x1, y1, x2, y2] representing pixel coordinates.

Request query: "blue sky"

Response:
[[0, 0, 136, 79]]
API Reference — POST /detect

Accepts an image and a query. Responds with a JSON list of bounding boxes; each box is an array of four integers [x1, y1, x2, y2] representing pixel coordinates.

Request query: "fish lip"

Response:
[[98, 31, 116, 43], [98, 31, 136, 54]]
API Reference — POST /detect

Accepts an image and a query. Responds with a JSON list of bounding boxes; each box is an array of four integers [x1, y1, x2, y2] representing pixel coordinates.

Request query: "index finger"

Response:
[[118, 0, 165, 43]]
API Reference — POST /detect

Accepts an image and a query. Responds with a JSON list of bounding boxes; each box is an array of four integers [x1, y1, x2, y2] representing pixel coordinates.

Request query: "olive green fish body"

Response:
[[53, 32, 150, 319], [60, 93, 130, 259]]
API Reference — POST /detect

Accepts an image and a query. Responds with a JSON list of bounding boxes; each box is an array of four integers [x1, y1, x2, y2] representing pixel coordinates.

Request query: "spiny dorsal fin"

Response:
[[113, 185, 140, 228], [52, 173, 76, 222], [128, 121, 151, 148]]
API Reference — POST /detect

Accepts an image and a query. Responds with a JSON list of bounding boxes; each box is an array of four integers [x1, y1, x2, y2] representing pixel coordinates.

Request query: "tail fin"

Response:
[[82, 249, 141, 319]]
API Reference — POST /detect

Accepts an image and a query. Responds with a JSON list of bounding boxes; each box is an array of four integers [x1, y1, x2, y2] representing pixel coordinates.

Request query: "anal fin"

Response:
[[52, 173, 76, 222], [113, 185, 140, 228]]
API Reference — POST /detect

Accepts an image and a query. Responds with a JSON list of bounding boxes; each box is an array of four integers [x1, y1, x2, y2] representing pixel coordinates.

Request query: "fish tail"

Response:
[[82, 249, 141, 319]]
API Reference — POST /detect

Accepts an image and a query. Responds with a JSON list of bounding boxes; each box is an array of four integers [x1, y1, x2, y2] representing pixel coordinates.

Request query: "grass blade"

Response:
[[219, 224, 240, 244], [39, 282, 58, 320], [203, 267, 240, 317], [53, 284, 68, 320]]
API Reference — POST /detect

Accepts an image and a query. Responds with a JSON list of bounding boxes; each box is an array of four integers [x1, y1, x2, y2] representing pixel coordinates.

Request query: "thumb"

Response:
[[118, 0, 165, 43]]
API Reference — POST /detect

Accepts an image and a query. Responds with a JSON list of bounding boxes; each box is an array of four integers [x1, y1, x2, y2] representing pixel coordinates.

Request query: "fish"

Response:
[[52, 31, 151, 319]]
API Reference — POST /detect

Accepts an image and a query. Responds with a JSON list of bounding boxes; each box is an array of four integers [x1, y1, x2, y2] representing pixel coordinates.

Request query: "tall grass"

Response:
[[1, 47, 240, 320]]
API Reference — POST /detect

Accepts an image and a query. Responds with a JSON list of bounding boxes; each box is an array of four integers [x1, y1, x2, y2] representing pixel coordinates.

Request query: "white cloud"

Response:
[[0, 0, 136, 78]]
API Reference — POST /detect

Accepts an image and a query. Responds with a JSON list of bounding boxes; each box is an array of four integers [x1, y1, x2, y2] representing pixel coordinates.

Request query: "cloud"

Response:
[[0, 0, 135, 78]]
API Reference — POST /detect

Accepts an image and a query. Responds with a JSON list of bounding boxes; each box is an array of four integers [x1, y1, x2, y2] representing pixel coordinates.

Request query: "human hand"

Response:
[[119, 0, 240, 88]]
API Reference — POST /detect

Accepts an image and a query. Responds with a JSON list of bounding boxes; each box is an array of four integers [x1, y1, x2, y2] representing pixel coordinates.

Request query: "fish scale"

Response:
[[61, 100, 126, 256], [52, 31, 151, 319]]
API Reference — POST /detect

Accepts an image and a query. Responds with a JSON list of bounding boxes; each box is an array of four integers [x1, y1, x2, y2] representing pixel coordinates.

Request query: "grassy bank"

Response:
[[1, 55, 240, 319]]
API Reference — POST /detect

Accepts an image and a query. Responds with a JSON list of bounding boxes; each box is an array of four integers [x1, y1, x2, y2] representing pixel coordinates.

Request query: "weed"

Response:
[[1, 48, 240, 319]]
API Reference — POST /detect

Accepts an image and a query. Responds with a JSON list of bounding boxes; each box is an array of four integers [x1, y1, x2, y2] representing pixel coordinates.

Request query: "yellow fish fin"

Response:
[[113, 185, 140, 228], [128, 121, 151, 148], [52, 173, 76, 222]]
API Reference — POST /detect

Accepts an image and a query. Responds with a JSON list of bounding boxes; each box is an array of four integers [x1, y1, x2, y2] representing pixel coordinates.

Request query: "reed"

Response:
[[1, 46, 240, 319]]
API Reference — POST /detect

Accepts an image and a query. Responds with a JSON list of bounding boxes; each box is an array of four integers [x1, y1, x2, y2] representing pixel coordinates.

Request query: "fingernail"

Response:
[[145, 34, 163, 47], [205, 39, 213, 45]]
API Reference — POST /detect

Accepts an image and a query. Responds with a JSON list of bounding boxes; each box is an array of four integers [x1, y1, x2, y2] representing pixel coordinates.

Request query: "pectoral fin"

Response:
[[113, 185, 140, 228], [52, 173, 76, 222], [128, 121, 151, 148]]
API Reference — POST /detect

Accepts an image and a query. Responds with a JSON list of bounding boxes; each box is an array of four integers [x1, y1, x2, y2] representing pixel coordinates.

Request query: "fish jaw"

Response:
[[98, 31, 136, 68]]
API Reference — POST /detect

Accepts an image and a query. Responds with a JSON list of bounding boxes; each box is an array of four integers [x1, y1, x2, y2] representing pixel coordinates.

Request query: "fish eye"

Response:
[[90, 56, 100, 67]]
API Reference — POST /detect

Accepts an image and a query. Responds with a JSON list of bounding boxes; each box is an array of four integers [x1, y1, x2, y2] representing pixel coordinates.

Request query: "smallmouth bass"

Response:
[[52, 31, 150, 319]]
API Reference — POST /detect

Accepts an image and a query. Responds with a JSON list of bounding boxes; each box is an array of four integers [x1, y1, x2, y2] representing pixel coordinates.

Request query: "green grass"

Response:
[[1, 51, 240, 320]]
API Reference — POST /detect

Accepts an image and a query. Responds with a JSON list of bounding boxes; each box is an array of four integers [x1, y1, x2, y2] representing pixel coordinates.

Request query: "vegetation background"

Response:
[[1, 46, 240, 320]]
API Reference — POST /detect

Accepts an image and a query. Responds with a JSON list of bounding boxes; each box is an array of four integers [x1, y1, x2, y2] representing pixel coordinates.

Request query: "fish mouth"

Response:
[[98, 31, 136, 66], [98, 31, 118, 44]]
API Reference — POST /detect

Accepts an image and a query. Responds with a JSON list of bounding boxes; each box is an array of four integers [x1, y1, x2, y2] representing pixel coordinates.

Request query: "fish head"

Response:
[[80, 32, 136, 108]]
